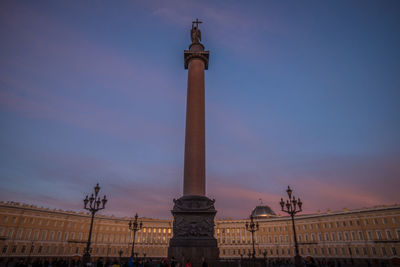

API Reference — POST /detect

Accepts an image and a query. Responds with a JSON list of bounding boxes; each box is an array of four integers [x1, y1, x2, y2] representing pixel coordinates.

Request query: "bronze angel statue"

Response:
[[191, 19, 202, 44]]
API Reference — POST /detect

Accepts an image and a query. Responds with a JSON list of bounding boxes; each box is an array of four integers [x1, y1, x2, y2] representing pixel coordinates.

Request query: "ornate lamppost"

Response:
[[347, 243, 354, 266], [280, 186, 302, 267], [245, 215, 259, 259], [82, 183, 107, 265], [27, 239, 35, 262], [118, 249, 123, 264], [128, 213, 143, 259], [263, 249, 268, 262]]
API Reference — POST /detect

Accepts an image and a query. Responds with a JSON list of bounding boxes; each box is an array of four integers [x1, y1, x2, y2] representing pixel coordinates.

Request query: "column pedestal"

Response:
[[168, 196, 219, 264]]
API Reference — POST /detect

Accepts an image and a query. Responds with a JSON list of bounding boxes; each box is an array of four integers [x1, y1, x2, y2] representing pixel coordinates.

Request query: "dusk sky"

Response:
[[1, 1, 399, 219]]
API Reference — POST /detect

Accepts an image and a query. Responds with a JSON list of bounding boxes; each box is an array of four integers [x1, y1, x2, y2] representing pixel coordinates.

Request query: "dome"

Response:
[[250, 205, 276, 218]]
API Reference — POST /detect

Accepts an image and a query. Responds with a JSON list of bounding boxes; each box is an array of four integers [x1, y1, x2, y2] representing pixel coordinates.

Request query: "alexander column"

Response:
[[168, 19, 219, 264]]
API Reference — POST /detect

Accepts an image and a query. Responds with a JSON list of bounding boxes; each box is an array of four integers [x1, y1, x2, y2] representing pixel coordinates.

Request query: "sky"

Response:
[[0, 0, 399, 219]]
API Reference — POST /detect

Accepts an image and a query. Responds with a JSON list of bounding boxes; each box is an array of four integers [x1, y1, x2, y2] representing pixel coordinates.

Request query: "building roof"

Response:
[[250, 205, 276, 218]]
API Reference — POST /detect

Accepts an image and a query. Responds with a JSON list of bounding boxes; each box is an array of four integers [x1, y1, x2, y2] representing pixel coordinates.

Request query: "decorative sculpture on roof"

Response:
[[191, 18, 202, 44]]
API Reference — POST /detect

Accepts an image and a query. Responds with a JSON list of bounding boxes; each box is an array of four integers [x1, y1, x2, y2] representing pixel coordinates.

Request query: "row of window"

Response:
[[2, 225, 400, 248], [2, 214, 399, 238], [217, 217, 399, 237], [1, 215, 173, 235], [295, 229, 400, 242], [219, 229, 400, 245], [1, 216, 65, 227], [0, 227, 172, 245], [2, 226, 399, 246]]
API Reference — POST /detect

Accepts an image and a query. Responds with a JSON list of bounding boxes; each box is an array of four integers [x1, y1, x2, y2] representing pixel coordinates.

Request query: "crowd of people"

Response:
[[0, 257, 386, 267], [0, 257, 208, 267]]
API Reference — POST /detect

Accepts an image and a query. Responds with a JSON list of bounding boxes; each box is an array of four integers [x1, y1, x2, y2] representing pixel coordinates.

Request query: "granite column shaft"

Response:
[[183, 56, 206, 196]]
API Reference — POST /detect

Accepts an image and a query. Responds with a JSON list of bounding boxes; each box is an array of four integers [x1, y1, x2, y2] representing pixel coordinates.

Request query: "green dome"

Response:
[[251, 205, 276, 218]]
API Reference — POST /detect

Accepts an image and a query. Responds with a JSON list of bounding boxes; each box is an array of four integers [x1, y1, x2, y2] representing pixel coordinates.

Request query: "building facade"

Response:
[[0, 201, 399, 263]]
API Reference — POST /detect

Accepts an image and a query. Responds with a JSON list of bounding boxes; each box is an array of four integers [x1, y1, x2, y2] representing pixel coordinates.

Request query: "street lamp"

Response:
[[118, 249, 123, 264], [128, 213, 143, 258], [347, 243, 354, 266], [82, 183, 107, 265], [28, 240, 35, 262], [263, 249, 268, 261], [245, 215, 259, 259], [280, 185, 302, 267]]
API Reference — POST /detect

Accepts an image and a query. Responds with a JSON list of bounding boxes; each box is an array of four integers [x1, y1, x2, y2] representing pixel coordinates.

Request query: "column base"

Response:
[[168, 195, 219, 265]]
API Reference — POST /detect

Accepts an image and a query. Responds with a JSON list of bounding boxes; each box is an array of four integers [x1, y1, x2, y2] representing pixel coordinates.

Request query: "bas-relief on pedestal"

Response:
[[168, 19, 219, 263], [168, 196, 218, 260], [172, 196, 216, 240]]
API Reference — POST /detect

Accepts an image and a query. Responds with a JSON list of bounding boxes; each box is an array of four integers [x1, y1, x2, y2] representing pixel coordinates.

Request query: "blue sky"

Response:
[[0, 0, 399, 219]]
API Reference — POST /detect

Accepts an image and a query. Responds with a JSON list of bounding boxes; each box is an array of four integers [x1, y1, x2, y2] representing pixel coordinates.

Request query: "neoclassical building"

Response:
[[0, 201, 399, 263]]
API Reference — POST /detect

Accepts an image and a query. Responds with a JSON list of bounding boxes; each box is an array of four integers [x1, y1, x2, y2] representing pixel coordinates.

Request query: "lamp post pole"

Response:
[[245, 215, 259, 260], [118, 249, 123, 265], [263, 249, 268, 266], [82, 183, 107, 266], [128, 213, 143, 259], [280, 186, 302, 267], [106, 243, 110, 259], [28, 240, 35, 262], [348, 243, 354, 266]]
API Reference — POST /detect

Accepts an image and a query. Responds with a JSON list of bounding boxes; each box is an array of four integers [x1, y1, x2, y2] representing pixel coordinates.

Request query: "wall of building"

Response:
[[0, 202, 171, 259], [216, 206, 400, 261], [0, 201, 399, 261]]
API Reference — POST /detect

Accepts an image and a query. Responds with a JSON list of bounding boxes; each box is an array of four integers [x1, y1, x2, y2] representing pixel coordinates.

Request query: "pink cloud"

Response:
[[1, 3, 190, 145], [0, 90, 52, 117], [1, 156, 398, 220], [0, 86, 174, 142], [1, 2, 183, 101], [294, 179, 389, 213]]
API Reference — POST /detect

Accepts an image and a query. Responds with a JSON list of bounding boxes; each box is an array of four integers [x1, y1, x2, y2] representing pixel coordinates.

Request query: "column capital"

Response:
[[184, 50, 209, 70]]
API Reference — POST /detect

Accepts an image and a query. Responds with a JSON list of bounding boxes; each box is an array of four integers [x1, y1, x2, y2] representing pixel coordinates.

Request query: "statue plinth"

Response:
[[168, 196, 219, 263]]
